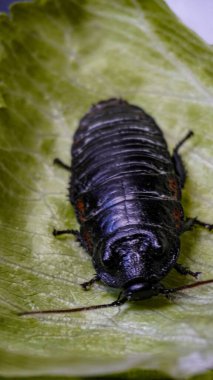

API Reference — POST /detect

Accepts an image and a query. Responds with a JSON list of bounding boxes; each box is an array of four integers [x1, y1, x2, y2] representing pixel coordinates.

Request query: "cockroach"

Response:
[[20, 99, 213, 316]]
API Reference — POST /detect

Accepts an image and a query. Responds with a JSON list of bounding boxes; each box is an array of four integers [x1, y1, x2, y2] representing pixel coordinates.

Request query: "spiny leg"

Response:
[[53, 228, 82, 243], [172, 131, 194, 188], [53, 158, 71, 171], [174, 263, 201, 278], [182, 217, 213, 233], [178, 217, 213, 278], [80, 275, 101, 291]]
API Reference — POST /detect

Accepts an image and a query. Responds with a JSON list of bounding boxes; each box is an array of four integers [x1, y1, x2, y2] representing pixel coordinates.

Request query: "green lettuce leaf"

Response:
[[0, 1, 213, 378]]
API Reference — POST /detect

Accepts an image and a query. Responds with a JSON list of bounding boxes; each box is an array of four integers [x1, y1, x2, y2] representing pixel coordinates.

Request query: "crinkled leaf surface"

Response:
[[0, 0, 213, 378]]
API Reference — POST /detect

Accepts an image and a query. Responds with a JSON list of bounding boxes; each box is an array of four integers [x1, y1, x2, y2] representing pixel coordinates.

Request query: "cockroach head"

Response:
[[122, 280, 163, 301]]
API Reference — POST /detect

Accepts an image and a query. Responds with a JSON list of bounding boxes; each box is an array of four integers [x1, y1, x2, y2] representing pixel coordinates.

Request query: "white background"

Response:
[[165, 0, 213, 44]]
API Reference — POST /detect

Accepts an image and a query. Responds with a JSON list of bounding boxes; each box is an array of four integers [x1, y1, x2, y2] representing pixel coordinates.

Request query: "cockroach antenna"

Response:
[[18, 279, 213, 316]]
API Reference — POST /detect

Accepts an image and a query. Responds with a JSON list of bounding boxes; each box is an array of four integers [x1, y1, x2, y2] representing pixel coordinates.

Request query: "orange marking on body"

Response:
[[172, 207, 182, 229], [76, 198, 85, 213], [167, 177, 179, 199], [76, 198, 86, 222], [83, 230, 93, 254]]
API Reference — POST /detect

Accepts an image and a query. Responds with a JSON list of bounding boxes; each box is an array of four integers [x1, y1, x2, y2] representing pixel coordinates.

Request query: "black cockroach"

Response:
[[20, 99, 213, 316]]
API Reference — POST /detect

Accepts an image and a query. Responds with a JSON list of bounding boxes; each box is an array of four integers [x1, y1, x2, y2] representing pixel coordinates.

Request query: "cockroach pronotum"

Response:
[[20, 99, 213, 316]]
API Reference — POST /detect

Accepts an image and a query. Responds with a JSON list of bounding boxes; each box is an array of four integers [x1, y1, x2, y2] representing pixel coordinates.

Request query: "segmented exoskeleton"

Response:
[[20, 99, 213, 316]]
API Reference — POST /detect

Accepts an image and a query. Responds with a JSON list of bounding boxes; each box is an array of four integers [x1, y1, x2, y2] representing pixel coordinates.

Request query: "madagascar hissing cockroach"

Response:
[[20, 98, 213, 316]]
